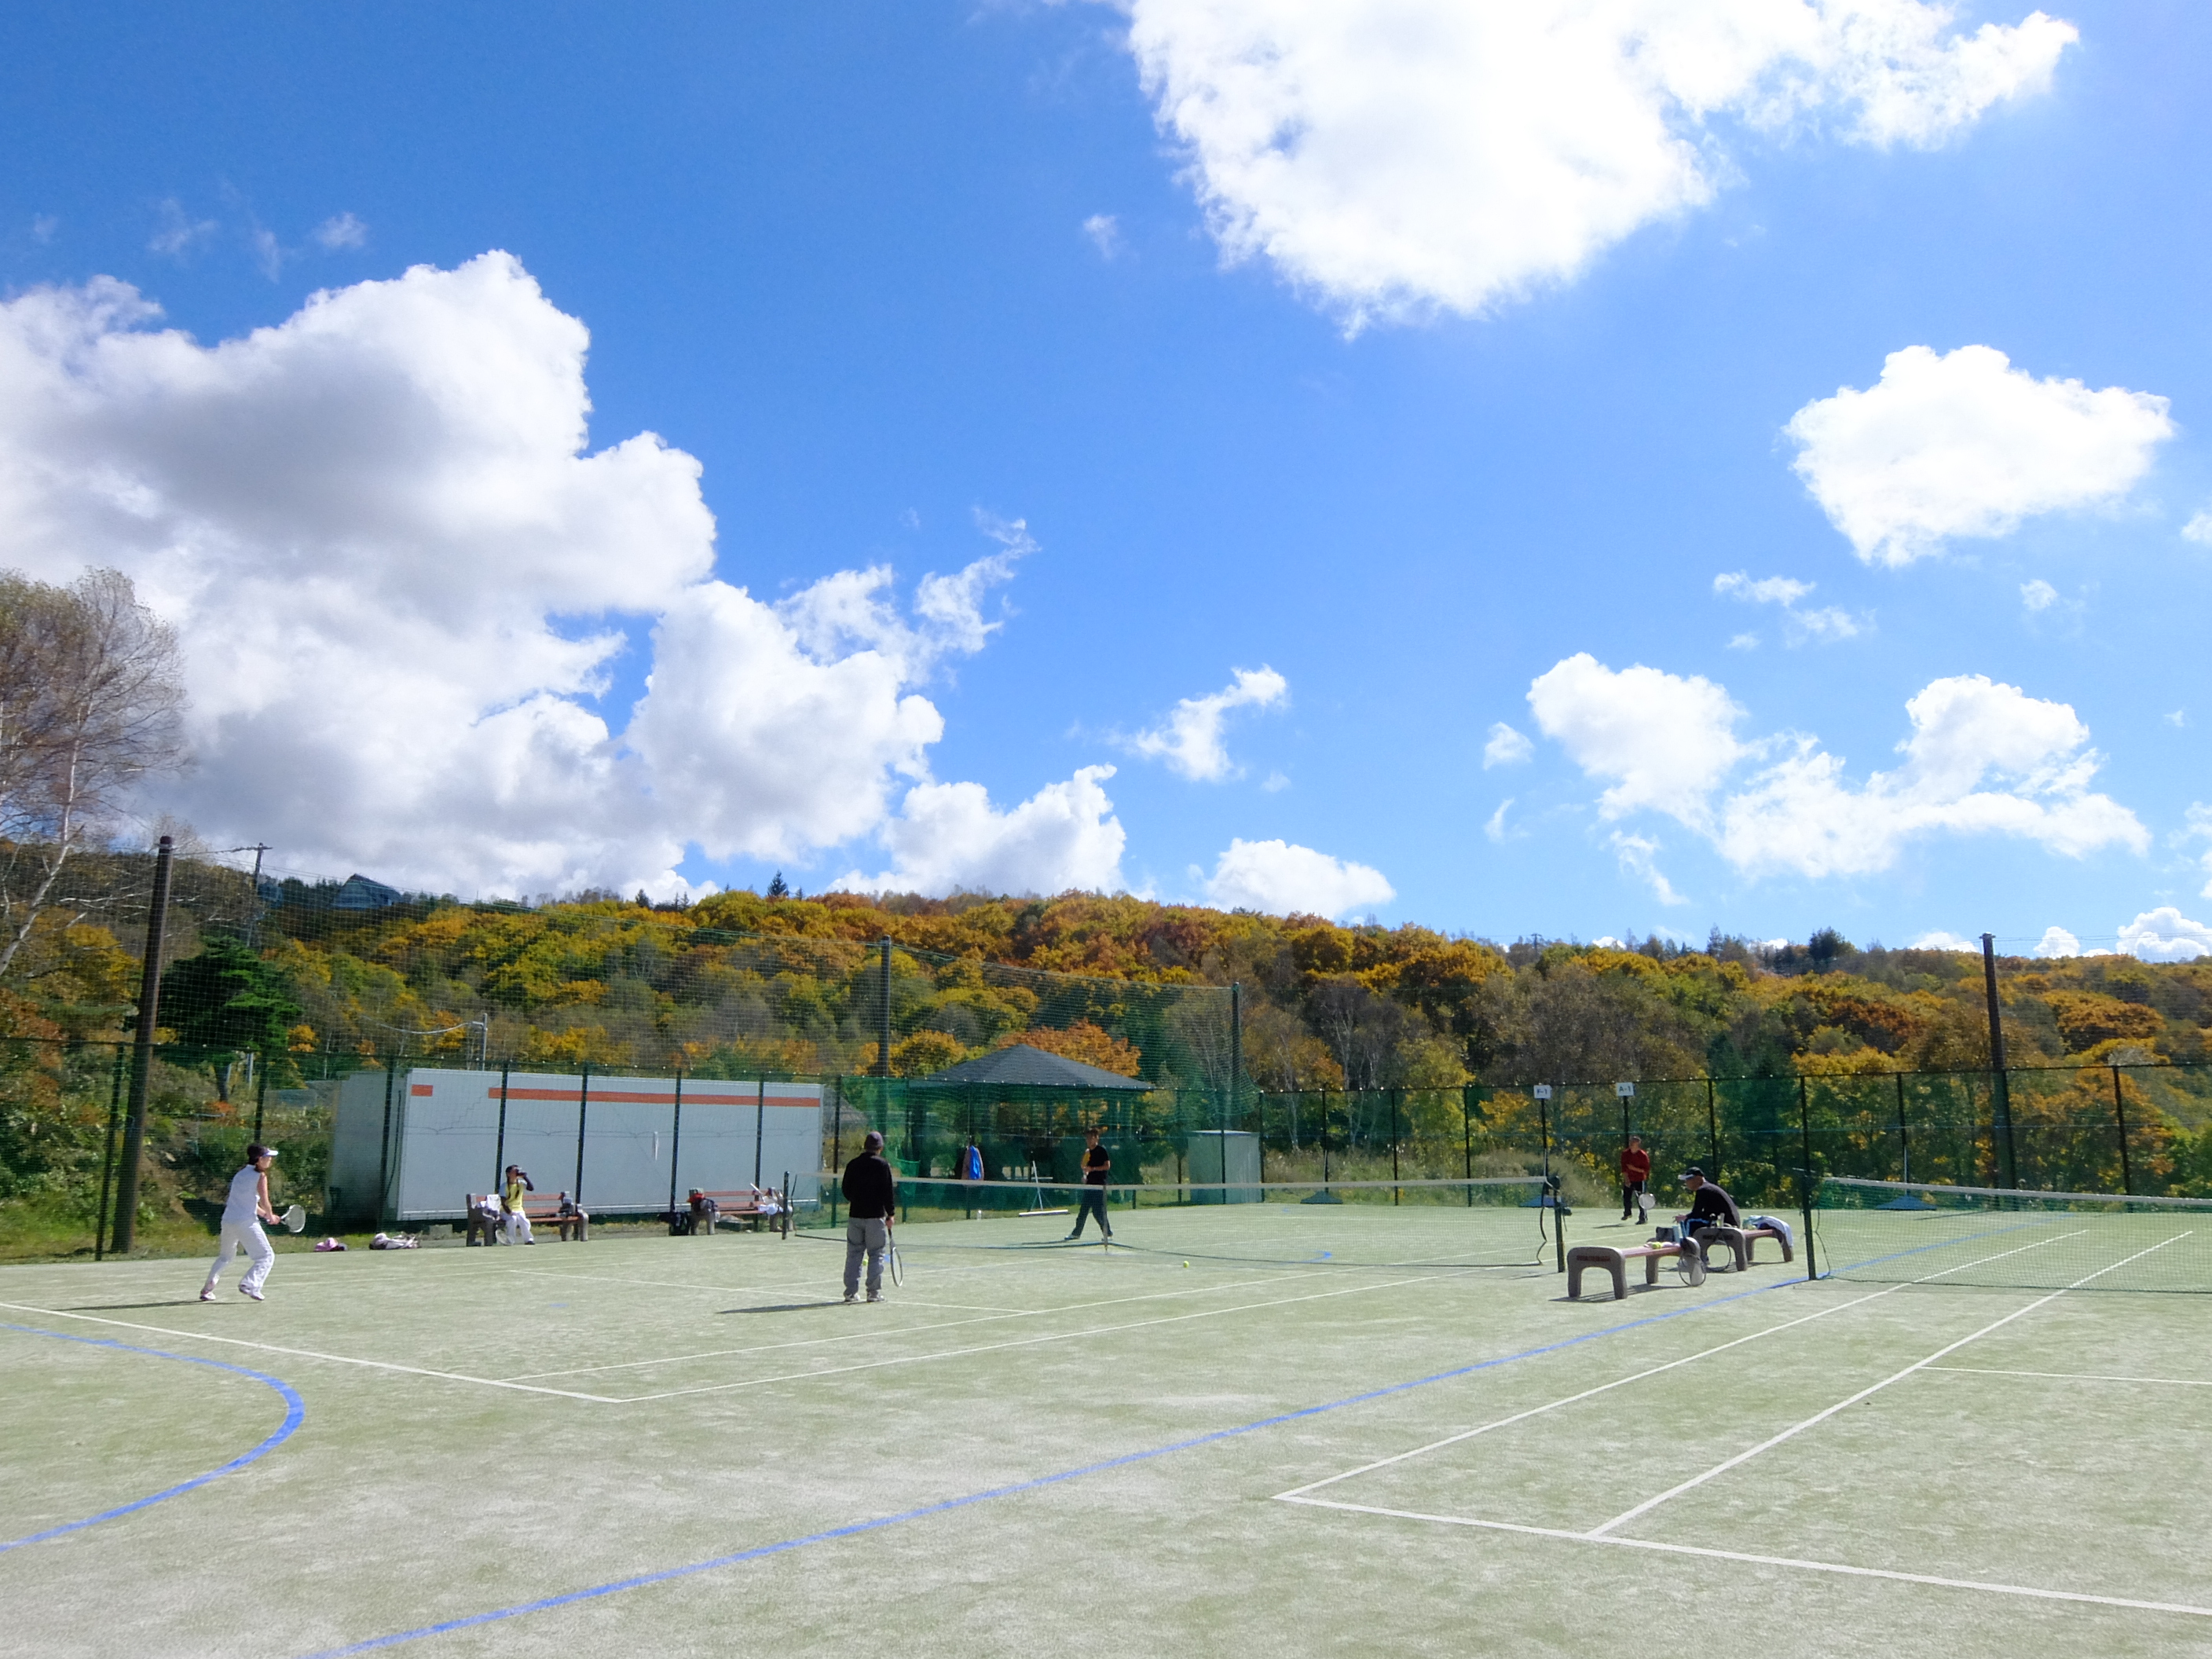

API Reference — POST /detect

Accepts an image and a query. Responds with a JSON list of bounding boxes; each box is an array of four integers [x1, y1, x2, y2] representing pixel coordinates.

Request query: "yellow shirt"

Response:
[[504, 1178, 529, 1213]]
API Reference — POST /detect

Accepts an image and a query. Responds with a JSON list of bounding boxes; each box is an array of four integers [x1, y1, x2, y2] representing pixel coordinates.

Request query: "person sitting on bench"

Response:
[[1675, 1166, 1740, 1261], [466, 1192, 504, 1247]]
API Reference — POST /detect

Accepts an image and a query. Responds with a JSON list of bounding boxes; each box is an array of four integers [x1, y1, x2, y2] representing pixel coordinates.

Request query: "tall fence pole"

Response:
[[1390, 1086, 1401, 1204], [110, 835, 175, 1255], [1229, 983, 1242, 1134], [93, 1044, 126, 1260], [252, 1063, 269, 1145], [1895, 1071, 1911, 1185], [1462, 1085, 1474, 1204], [1980, 933, 2018, 1189], [1797, 1075, 1819, 1282], [493, 1062, 511, 1195], [667, 1069, 683, 1218], [376, 1053, 397, 1225], [876, 939, 893, 1077], [830, 1076, 844, 1228], [2111, 1064, 2133, 1196], [1704, 1076, 1720, 1178], [573, 1063, 591, 1207], [753, 1076, 767, 1191]]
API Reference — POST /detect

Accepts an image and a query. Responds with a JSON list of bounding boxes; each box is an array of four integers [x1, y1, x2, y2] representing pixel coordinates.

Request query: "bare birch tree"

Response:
[[0, 568, 187, 976]]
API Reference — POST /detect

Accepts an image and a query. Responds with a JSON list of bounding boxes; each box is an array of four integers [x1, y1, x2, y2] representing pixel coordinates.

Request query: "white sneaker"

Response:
[[866, 1292, 884, 1302], [199, 1285, 216, 1302], [240, 1286, 264, 1302], [844, 1291, 858, 1303]]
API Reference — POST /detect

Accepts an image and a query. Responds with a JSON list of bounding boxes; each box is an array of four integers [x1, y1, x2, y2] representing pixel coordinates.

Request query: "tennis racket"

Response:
[[886, 1232, 903, 1288], [269, 1204, 307, 1234]]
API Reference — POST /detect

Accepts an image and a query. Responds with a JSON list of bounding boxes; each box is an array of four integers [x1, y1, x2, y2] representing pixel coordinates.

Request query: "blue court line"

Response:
[[1, 1324, 305, 1553], [304, 1221, 2041, 1656]]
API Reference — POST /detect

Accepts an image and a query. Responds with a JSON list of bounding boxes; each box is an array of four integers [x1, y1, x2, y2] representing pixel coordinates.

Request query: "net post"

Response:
[[1797, 1073, 1818, 1281], [2111, 1064, 2133, 1196]]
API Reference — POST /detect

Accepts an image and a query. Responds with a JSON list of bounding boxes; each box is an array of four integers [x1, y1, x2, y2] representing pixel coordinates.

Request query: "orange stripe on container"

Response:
[[410, 1084, 434, 1096], [482, 1087, 816, 1106]]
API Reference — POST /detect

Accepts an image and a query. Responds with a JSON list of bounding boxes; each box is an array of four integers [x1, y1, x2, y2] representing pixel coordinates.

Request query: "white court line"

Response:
[[1277, 1498, 2212, 1621], [610, 1273, 1437, 1402], [1926, 1365, 2212, 1388], [0, 1299, 620, 1402], [1274, 1288, 1901, 1501], [1587, 1231, 2190, 1538], [504, 1269, 1324, 1381], [1272, 1228, 2088, 1504]]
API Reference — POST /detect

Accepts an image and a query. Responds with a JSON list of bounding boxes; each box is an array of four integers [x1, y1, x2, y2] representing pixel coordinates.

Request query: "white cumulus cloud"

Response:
[[1126, 665, 1287, 781], [2020, 578, 2059, 611], [0, 255, 1028, 897], [2184, 511, 2212, 546], [1528, 654, 1746, 831], [2117, 907, 2212, 962], [837, 766, 1128, 898], [1786, 345, 2174, 566], [1482, 722, 1533, 767], [1126, 1, 2075, 325], [2034, 925, 2079, 958], [1910, 931, 1979, 951], [1529, 657, 2146, 879], [1200, 837, 1393, 918]]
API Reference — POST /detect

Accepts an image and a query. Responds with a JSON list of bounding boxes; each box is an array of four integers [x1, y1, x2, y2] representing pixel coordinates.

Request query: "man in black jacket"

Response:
[[842, 1130, 897, 1303]]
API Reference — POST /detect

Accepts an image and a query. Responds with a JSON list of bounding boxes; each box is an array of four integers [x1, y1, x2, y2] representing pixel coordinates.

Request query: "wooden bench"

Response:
[[691, 1188, 789, 1238], [1566, 1240, 1703, 1301], [464, 1192, 587, 1241]]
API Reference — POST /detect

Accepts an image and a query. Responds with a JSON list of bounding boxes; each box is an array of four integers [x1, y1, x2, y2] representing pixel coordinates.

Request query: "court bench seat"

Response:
[[693, 1189, 789, 1237], [1566, 1241, 1693, 1302], [462, 1192, 588, 1241], [1568, 1222, 1796, 1300]]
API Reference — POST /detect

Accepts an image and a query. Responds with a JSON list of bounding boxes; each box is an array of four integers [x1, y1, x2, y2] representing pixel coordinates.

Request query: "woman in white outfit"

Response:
[[202, 1144, 280, 1302]]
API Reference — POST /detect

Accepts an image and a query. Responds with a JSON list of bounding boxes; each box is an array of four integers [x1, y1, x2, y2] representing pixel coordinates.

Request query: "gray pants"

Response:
[[844, 1216, 889, 1296]]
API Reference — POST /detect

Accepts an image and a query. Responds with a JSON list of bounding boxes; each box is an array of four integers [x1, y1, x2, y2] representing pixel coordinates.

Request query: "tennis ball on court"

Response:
[[1181, 1260, 1189, 1268]]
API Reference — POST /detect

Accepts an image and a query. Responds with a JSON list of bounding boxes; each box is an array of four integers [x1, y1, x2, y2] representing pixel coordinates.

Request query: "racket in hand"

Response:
[[886, 1233, 903, 1288], [269, 1204, 307, 1234]]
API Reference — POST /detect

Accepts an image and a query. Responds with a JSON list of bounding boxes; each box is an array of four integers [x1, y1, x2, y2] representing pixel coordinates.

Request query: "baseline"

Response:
[[1276, 1499, 2212, 1621], [1925, 1364, 2212, 1388]]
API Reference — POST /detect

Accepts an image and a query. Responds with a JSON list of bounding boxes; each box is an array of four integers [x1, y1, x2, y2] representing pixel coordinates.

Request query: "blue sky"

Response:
[[3, 2, 2209, 958]]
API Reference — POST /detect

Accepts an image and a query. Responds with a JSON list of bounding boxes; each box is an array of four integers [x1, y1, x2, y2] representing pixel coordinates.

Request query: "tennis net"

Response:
[[1814, 1176, 2212, 1292], [810, 1174, 1554, 1268]]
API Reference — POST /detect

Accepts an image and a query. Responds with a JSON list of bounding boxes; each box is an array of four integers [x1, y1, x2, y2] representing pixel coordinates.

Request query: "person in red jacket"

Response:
[[1619, 1134, 1651, 1221]]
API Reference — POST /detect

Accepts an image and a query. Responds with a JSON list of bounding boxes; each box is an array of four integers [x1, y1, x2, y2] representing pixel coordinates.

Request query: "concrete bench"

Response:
[[1742, 1223, 1794, 1265], [1566, 1240, 1704, 1300]]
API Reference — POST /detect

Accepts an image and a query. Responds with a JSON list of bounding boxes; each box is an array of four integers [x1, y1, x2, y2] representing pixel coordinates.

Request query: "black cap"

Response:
[[1683, 1166, 1704, 1179]]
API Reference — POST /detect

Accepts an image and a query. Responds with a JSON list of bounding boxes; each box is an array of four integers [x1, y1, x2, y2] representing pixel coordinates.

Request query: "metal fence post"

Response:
[[2111, 1064, 2133, 1196], [573, 1063, 591, 1208], [667, 1069, 683, 1219], [111, 834, 174, 1255], [1797, 1075, 1819, 1282], [93, 1044, 125, 1261]]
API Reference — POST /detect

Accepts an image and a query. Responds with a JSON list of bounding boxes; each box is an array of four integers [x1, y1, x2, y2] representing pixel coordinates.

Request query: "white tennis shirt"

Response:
[[222, 1165, 262, 1226]]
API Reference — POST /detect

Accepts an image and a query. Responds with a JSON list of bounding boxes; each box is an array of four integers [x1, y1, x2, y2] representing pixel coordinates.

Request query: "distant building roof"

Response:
[[332, 873, 403, 910], [914, 1042, 1151, 1090]]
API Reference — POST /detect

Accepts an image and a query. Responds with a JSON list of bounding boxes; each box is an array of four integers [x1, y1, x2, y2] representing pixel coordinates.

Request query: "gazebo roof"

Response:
[[914, 1042, 1152, 1091]]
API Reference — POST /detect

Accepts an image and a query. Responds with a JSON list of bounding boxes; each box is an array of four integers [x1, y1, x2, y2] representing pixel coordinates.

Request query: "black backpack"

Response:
[[668, 1209, 694, 1236]]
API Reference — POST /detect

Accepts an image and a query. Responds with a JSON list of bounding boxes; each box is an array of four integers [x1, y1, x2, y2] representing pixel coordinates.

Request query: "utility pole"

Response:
[[1980, 932, 2017, 1189], [244, 842, 271, 945], [111, 836, 175, 1255]]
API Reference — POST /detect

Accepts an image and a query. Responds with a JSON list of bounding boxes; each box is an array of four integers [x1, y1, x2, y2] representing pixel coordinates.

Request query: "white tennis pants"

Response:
[[504, 1209, 533, 1244], [206, 1221, 274, 1294]]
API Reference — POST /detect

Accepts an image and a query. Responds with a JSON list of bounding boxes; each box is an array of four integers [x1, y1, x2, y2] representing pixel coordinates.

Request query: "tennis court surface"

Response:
[[5, 1188, 2209, 1657]]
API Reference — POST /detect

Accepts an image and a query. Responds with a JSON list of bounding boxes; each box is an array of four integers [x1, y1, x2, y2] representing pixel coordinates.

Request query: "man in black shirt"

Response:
[[842, 1130, 897, 1302], [1676, 1166, 1740, 1265], [1064, 1126, 1113, 1242]]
